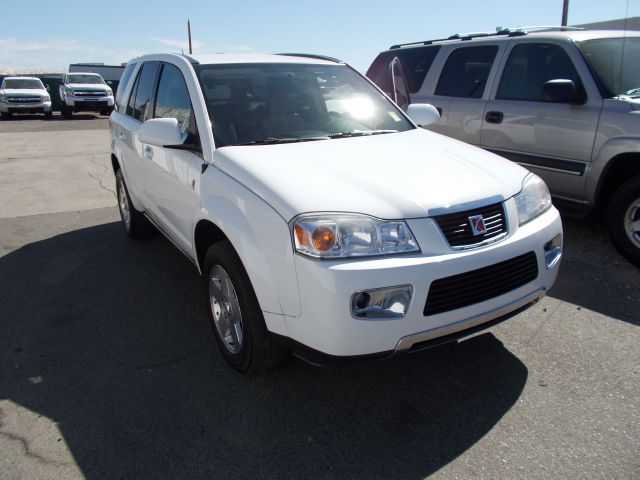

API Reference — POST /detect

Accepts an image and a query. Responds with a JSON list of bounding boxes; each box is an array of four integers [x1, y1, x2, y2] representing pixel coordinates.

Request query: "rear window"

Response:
[[435, 45, 498, 98], [366, 46, 441, 95]]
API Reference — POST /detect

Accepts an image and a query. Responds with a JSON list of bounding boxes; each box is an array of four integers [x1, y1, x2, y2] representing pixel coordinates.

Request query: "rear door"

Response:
[[117, 62, 161, 208], [480, 41, 601, 201], [424, 44, 502, 145]]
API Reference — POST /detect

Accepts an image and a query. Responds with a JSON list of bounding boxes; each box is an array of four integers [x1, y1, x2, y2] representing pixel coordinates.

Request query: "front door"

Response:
[[480, 42, 601, 202]]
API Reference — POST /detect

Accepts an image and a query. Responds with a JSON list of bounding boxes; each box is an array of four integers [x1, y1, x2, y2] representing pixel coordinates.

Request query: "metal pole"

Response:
[[188, 19, 193, 54], [561, 0, 570, 26]]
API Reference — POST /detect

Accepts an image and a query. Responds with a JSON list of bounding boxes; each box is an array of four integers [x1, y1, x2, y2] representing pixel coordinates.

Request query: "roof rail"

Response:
[[389, 25, 584, 49], [277, 53, 344, 63]]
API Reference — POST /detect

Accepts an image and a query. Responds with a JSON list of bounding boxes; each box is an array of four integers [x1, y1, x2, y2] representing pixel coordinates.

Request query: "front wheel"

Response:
[[203, 241, 287, 373], [607, 176, 640, 267], [44, 111, 53, 119], [61, 105, 72, 119], [1, 111, 11, 119]]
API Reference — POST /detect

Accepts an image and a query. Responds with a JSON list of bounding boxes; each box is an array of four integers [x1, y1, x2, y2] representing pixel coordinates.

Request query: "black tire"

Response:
[[1, 111, 11, 119], [115, 169, 154, 239], [44, 111, 53, 119], [61, 105, 72, 119], [607, 175, 640, 267], [203, 240, 287, 373]]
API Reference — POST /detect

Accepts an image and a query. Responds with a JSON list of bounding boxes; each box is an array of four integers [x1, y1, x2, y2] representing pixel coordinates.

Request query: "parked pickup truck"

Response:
[[367, 28, 640, 266], [59, 72, 114, 118], [110, 52, 562, 373], [0, 76, 52, 118]]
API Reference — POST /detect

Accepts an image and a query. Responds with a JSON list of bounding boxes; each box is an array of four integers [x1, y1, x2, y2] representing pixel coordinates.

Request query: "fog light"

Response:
[[544, 234, 562, 269], [351, 285, 413, 319]]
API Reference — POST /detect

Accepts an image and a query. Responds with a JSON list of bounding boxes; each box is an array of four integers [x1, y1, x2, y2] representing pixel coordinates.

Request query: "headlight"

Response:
[[106, 89, 113, 97], [0, 93, 6, 102], [64, 88, 74, 96], [515, 173, 552, 225], [42, 94, 50, 102], [292, 214, 419, 259]]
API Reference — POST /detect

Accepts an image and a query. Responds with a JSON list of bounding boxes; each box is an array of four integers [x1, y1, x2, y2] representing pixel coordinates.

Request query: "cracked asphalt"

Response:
[[0, 115, 638, 479]]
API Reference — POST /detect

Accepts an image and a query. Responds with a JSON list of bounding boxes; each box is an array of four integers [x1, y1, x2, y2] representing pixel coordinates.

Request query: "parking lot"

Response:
[[0, 115, 638, 479]]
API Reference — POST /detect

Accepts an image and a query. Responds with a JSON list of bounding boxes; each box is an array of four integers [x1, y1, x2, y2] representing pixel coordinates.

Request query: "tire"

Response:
[[44, 111, 53, 119], [115, 169, 154, 239], [607, 175, 640, 267], [203, 240, 287, 373], [100, 109, 109, 116], [1, 112, 11, 119], [61, 105, 72, 119]]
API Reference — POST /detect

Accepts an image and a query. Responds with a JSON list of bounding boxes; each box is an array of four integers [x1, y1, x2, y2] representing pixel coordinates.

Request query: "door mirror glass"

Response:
[[407, 103, 440, 127], [539, 79, 579, 103], [138, 118, 185, 147]]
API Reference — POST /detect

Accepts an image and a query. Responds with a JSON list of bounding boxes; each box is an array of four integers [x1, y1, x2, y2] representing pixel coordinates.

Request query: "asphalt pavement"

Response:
[[0, 116, 638, 479]]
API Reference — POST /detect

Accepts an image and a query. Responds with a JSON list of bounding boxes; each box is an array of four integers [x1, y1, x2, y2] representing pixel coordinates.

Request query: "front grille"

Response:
[[8, 97, 40, 103], [74, 90, 106, 97], [424, 252, 538, 315], [434, 202, 507, 248]]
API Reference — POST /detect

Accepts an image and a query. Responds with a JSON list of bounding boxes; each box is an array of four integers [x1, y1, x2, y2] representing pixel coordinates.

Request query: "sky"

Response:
[[1, 0, 638, 74]]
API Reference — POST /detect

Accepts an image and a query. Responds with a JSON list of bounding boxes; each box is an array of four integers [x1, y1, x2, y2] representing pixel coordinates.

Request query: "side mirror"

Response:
[[539, 79, 582, 104], [138, 118, 185, 147], [407, 103, 441, 127]]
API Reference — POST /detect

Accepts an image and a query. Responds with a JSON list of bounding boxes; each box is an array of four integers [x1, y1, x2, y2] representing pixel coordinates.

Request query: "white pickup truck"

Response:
[[110, 52, 562, 373], [0, 77, 52, 118], [59, 72, 114, 118]]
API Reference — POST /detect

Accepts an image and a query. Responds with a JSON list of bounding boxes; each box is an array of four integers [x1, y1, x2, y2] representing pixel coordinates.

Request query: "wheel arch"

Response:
[[596, 152, 640, 209]]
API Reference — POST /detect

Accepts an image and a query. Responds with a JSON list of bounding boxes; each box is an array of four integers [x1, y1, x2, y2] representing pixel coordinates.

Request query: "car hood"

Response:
[[212, 128, 529, 221], [2, 88, 47, 96]]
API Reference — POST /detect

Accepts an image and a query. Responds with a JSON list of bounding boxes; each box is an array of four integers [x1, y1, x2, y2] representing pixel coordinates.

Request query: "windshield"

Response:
[[195, 63, 414, 146], [578, 37, 640, 98], [2, 78, 43, 90], [66, 74, 105, 85]]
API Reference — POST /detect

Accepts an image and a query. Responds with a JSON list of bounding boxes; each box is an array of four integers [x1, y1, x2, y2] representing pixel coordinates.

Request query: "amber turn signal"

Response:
[[311, 226, 336, 251]]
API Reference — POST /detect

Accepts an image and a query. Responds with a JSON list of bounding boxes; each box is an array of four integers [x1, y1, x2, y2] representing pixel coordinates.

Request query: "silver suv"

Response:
[[367, 28, 640, 266]]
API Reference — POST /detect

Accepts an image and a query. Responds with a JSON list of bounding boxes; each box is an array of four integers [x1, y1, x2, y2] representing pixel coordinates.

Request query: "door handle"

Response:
[[485, 111, 504, 124], [144, 145, 153, 160]]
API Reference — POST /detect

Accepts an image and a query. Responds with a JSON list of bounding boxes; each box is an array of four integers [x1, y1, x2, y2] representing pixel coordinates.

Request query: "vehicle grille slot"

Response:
[[424, 252, 538, 315], [434, 202, 507, 248]]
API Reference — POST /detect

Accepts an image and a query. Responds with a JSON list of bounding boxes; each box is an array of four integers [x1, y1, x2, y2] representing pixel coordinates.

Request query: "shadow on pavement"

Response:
[[0, 221, 527, 479], [548, 214, 639, 326]]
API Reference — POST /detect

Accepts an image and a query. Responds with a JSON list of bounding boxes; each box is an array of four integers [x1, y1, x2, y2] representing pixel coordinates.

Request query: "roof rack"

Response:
[[389, 25, 584, 49], [276, 53, 344, 64]]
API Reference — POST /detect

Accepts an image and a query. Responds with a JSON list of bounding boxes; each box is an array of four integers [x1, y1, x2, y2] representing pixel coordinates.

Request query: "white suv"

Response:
[[368, 29, 640, 266], [110, 53, 562, 373], [0, 76, 52, 118]]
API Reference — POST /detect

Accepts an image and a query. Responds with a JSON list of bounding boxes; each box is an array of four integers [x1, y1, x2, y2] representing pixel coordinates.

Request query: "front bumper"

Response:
[[284, 203, 562, 357], [64, 96, 114, 111], [0, 100, 52, 113]]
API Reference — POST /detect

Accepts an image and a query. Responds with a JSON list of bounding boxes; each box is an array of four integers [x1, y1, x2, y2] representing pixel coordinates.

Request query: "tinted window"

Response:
[[115, 63, 135, 112], [497, 43, 583, 101], [129, 62, 160, 122], [366, 46, 441, 95], [154, 63, 193, 134], [435, 46, 498, 98]]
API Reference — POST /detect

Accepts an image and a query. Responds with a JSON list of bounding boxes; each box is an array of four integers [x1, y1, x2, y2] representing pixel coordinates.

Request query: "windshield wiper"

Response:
[[234, 136, 328, 146], [327, 130, 398, 139]]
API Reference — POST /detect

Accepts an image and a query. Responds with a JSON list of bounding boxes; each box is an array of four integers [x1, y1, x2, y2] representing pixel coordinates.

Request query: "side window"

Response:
[[497, 43, 583, 101], [435, 46, 498, 98], [366, 46, 441, 96], [154, 63, 193, 134], [129, 62, 160, 122], [115, 63, 136, 112]]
